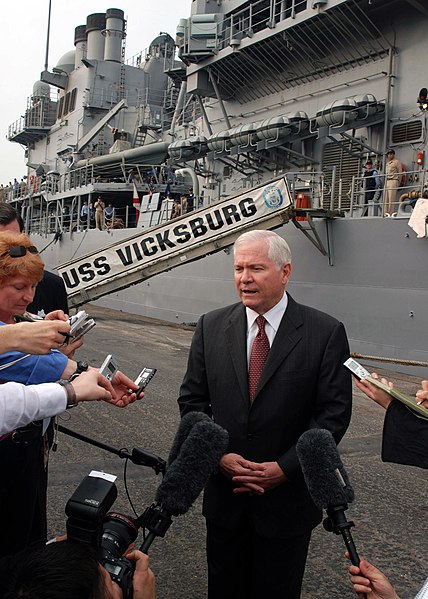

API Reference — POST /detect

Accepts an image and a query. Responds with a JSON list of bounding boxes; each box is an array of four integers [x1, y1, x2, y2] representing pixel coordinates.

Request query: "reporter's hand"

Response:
[[125, 550, 156, 599], [109, 370, 142, 407], [70, 369, 113, 403], [58, 334, 84, 358], [44, 310, 69, 322], [416, 380, 428, 408], [10, 320, 71, 354], [44, 310, 87, 357], [347, 557, 400, 599], [353, 373, 393, 410]]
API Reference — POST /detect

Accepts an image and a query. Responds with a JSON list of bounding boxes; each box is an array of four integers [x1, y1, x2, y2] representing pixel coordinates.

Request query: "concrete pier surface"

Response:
[[47, 305, 427, 599]]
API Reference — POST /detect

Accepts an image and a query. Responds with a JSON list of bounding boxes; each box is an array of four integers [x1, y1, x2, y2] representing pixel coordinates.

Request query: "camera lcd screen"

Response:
[[104, 563, 122, 576]]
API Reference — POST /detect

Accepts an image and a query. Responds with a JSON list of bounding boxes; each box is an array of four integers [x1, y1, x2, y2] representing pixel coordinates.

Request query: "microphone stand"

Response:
[[136, 503, 173, 553], [57, 425, 166, 475], [323, 504, 367, 599]]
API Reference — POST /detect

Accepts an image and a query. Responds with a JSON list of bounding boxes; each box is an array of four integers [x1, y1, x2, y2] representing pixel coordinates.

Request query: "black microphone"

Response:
[[296, 429, 361, 568], [138, 418, 228, 552], [167, 411, 212, 466]]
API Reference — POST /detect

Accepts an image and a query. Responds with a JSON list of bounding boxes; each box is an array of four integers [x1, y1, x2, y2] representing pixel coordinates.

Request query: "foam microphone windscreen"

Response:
[[156, 419, 229, 516], [296, 428, 355, 510], [167, 411, 212, 466]]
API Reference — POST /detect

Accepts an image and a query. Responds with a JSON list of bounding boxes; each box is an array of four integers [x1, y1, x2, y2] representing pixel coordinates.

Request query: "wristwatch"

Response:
[[69, 360, 89, 382]]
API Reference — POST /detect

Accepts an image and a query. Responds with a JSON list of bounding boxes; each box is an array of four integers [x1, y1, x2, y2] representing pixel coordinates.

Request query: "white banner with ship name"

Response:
[[57, 177, 292, 295]]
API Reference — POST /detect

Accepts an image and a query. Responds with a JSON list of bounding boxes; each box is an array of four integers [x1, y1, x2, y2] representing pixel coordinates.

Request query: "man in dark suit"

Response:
[[178, 229, 352, 599]]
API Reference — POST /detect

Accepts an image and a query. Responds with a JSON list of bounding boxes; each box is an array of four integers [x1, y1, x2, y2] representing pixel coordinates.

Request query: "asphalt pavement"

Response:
[[47, 305, 427, 599]]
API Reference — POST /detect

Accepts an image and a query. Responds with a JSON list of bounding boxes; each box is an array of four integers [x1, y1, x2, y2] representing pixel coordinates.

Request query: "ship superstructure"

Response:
[[4, 1, 428, 373], [169, 0, 426, 210], [6, 8, 188, 227]]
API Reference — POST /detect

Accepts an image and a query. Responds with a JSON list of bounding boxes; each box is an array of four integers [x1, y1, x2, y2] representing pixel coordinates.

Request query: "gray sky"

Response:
[[0, 0, 191, 184]]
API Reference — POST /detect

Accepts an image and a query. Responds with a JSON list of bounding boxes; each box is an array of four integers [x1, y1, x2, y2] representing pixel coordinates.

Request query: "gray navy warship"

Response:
[[5, 0, 428, 374]]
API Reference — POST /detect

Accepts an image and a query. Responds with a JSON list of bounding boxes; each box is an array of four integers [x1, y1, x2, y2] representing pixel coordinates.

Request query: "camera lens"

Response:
[[101, 512, 139, 558]]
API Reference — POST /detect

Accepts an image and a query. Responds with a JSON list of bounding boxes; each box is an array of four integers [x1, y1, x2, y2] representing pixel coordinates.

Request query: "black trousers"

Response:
[[206, 518, 312, 599], [0, 434, 46, 558]]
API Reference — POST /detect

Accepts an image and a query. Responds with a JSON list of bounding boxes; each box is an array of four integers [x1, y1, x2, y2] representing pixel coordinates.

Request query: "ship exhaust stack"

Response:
[[86, 13, 106, 61], [74, 25, 87, 68], [103, 8, 125, 63]]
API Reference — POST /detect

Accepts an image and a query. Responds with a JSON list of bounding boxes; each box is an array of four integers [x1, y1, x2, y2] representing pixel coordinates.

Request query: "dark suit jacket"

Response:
[[382, 401, 428, 469], [28, 271, 69, 316], [178, 295, 352, 538]]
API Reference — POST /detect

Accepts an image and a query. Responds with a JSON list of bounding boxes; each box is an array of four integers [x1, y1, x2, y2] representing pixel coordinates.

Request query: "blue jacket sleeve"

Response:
[[0, 329, 69, 389], [0, 349, 68, 384], [0, 321, 69, 384]]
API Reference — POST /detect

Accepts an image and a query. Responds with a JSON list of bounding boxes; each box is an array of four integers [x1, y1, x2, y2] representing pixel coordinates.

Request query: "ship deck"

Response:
[[47, 304, 427, 599]]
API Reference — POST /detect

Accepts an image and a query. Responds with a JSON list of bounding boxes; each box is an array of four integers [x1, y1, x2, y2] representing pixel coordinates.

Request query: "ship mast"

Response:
[[44, 0, 52, 71]]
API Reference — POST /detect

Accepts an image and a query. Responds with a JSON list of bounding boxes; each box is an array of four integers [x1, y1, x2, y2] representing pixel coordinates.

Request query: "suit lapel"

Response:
[[224, 305, 249, 402], [254, 296, 304, 400]]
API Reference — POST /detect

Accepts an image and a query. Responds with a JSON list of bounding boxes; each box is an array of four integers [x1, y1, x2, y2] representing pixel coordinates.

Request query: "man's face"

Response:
[[234, 240, 291, 315], [0, 219, 21, 233], [387, 152, 394, 162]]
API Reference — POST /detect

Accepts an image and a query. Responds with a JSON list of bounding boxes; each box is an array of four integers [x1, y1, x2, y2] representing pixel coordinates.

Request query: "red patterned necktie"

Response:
[[249, 315, 270, 401]]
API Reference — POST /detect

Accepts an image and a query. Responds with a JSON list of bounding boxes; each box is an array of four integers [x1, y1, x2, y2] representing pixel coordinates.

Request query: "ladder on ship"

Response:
[[118, 18, 127, 100], [132, 106, 151, 147]]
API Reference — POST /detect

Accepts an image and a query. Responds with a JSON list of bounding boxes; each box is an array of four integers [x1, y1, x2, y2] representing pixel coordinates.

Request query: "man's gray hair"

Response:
[[234, 230, 292, 269]]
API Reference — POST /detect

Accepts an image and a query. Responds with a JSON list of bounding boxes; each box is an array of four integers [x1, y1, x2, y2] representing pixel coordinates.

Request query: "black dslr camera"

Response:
[[65, 471, 138, 598]]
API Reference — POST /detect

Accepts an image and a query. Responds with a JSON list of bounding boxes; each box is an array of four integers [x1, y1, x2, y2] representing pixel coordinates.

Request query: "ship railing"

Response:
[[286, 171, 325, 211], [82, 85, 173, 133], [21, 199, 134, 237], [218, 0, 308, 50], [15, 162, 177, 202], [126, 42, 178, 71], [7, 95, 57, 139], [347, 169, 428, 218], [84, 85, 170, 109], [178, 0, 308, 56]]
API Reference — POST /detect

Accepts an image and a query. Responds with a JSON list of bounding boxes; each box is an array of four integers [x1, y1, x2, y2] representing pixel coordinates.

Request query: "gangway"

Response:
[[56, 177, 342, 308]]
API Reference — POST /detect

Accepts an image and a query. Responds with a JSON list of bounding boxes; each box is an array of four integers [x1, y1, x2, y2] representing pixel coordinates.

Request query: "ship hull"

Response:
[[34, 215, 428, 376]]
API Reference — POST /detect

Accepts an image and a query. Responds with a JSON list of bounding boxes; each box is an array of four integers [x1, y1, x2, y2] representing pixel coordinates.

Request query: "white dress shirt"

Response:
[[246, 292, 288, 366]]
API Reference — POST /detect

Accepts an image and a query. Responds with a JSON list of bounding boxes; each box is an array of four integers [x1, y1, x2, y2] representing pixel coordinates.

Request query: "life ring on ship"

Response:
[[295, 193, 311, 221]]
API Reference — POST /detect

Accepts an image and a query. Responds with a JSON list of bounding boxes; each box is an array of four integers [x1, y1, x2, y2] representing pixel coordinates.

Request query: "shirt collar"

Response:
[[246, 292, 288, 333]]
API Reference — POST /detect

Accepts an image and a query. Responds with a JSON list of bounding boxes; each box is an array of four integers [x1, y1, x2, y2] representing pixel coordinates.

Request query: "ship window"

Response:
[[57, 96, 64, 119], [391, 120, 423, 144], [63, 92, 71, 116], [69, 88, 77, 112]]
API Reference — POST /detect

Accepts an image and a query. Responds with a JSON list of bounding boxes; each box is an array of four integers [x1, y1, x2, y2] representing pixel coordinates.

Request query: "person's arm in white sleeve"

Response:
[[0, 369, 135, 436], [0, 382, 67, 435]]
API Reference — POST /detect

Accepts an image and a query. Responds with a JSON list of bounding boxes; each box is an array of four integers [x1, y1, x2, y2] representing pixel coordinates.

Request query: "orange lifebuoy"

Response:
[[295, 193, 311, 221]]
